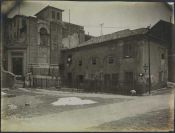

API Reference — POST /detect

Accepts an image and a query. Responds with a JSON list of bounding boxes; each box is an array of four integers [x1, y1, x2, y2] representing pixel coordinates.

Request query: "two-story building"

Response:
[[61, 20, 172, 94]]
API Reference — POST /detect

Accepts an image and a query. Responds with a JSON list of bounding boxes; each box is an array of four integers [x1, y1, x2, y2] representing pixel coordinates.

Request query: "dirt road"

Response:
[[2, 88, 174, 132]]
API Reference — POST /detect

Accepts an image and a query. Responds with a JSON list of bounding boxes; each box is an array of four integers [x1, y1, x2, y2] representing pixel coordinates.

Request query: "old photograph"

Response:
[[1, 0, 174, 132]]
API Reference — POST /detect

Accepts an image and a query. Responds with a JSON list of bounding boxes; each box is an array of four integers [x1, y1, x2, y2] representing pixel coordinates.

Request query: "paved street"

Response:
[[1, 87, 174, 132]]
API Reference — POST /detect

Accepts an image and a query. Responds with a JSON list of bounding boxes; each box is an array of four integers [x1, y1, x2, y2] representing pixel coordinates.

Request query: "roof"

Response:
[[63, 21, 84, 29], [70, 28, 148, 49], [35, 5, 64, 16], [148, 20, 174, 48]]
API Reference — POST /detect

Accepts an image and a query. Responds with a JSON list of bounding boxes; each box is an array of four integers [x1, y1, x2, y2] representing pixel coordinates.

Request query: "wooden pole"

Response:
[[148, 27, 151, 94], [68, 9, 70, 48]]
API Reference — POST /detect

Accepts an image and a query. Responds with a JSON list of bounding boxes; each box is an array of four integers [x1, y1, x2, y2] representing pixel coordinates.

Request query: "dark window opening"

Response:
[[104, 74, 111, 87], [79, 60, 82, 66], [20, 19, 27, 34], [125, 72, 134, 84], [14, 32, 16, 38], [78, 75, 84, 83], [52, 11, 55, 19], [161, 53, 165, 59], [40, 28, 48, 46], [68, 73, 72, 81], [112, 73, 119, 84], [57, 12, 60, 20], [14, 20, 16, 27], [22, 19, 26, 27], [108, 56, 114, 64], [67, 73, 72, 87], [91, 57, 96, 65], [123, 44, 134, 58]]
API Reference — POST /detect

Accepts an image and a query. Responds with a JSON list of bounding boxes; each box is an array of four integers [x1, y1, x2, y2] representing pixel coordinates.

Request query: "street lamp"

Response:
[[143, 64, 148, 73]]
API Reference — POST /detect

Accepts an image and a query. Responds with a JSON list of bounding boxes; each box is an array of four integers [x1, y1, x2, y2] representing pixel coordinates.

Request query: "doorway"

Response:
[[12, 57, 23, 75]]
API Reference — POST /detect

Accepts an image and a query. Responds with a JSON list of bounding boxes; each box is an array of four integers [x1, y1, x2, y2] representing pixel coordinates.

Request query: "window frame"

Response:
[[40, 28, 48, 46], [57, 12, 60, 20], [108, 56, 114, 64], [123, 43, 134, 58], [78, 60, 82, 66], [91, 57, 97, 65], [52, 11, 55, 19], [161, 53, 165, 59], [125, 72, 134, 84]]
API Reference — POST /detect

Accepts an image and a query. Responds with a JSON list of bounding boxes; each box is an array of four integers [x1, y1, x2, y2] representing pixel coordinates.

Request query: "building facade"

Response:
[[61, 27, 169, 94], [3, 6, 86, 87]]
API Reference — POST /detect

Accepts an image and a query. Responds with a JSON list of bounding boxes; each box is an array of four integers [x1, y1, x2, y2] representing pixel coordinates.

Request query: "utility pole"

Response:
[[147, 26, 151, 95], [68, 9, 70, 48], [100, 23, 104, 36], [18, 1, 20, 15]]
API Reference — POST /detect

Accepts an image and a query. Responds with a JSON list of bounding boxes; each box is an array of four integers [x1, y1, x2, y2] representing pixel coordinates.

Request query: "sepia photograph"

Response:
[[1, 0, 174, 132]]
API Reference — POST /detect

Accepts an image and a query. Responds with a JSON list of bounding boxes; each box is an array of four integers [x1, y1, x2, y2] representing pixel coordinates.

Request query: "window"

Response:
[[108, 56, 114, 64], [78, 75, 84, 83], [52, 11, 55, 19], [40, 28, 48, 46], [161, 53, 165, 59], [125, 72, 134, 84], [20, 18, 27, 34], [14, 20, 16, 27], [79, 60, 82, 66], [112, 73, 119, 87], [22, 19, 26, 27], [14, 32, 16, 38], [112, 73, 119, 83], [104, 74, 111, 87], [67, 73, 72, 86], [91, 57, 96, 65], [123, 44, 134, 58], [57, 12, 60, 20]]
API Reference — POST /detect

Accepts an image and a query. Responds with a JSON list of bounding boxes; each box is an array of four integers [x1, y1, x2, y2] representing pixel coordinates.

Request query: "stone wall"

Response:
[[62, 35, 168, 94], [62, 22, 85, 48], [50, 22, 62, 65], [1, 69, 16, 88], [62, 36, 142, 94]]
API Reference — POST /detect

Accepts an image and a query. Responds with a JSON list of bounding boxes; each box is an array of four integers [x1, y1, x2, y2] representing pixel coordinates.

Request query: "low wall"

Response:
[[1, 69, 16, 88]]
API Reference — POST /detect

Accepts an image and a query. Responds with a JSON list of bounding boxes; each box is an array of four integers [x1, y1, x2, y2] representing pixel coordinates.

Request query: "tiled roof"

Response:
[[71, 28, 148, 49]]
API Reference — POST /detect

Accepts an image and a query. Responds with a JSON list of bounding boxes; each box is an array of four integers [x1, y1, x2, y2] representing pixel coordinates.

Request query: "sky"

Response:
[[8, 1, 174, 36]]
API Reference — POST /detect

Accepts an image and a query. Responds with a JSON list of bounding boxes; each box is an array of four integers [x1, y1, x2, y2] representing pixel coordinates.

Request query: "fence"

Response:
[[64, 79, 147, 95]]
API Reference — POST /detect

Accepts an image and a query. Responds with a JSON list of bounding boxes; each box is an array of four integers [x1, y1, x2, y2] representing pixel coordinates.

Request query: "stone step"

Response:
[[15, 80, 24, 88]]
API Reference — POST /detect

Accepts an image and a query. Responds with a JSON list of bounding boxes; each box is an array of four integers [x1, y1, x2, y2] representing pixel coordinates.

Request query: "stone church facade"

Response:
[[4, 6, 86, 87]]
